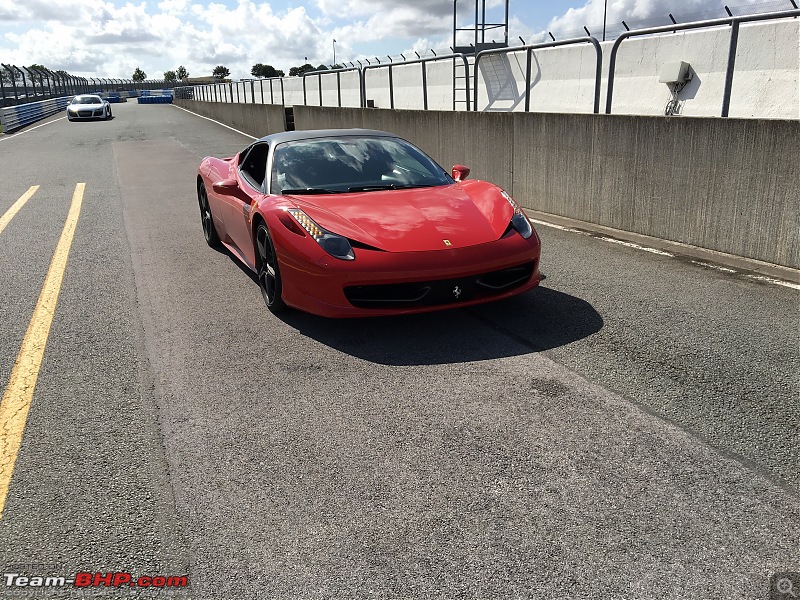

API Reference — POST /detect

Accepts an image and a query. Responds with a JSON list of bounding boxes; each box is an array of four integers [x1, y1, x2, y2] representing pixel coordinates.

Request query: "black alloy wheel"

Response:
[[256, 223, 286, 312], [198, 182, 220, 247]]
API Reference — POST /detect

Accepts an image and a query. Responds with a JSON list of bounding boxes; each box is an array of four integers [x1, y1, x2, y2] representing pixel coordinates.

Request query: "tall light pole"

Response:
[[603, 0, 608, 41], [333, 39, 337, 66]]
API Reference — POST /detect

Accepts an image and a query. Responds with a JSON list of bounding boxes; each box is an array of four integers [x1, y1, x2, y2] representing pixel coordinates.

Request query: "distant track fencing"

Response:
[[1, 64, 173, 108]]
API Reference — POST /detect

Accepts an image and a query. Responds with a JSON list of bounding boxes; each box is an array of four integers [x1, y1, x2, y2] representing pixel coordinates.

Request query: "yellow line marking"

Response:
[[0, 186, 39, 236], [0, 182, 85, 519]]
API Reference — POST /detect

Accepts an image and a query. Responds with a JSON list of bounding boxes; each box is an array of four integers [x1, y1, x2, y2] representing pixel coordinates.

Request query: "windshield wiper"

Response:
[[281, 188, 341, 195], [348, 183, 444, 192], [348, 184, 398, 192]]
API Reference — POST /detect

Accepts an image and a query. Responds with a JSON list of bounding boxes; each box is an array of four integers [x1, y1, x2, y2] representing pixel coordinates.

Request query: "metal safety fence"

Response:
[[0, 64, 174, 108], [172, 5, 799, 120]]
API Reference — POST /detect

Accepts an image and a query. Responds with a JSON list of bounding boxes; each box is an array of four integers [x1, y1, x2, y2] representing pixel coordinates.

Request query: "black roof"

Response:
[[256, 128, 398, 144]]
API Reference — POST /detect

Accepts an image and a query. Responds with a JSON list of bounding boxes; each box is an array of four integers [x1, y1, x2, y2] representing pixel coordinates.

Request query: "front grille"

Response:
[[344, 261, 535, 309], [78, 110, 92, 117]]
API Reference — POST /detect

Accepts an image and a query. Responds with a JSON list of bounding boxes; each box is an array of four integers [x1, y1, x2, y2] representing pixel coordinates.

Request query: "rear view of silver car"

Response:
[[66, 95, 112, 121]]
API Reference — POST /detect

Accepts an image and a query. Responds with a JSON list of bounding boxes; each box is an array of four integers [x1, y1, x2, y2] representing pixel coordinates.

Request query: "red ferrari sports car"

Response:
[[196, 129, 542, 317]]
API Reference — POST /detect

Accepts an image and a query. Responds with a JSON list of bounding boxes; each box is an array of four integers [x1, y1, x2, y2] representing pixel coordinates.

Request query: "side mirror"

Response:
[[452, 164, 470, 182], [212, 178, 239, 194]]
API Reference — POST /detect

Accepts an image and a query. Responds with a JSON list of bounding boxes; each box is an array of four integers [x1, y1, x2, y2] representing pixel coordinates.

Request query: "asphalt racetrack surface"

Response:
[[0, 103, 797, 599]]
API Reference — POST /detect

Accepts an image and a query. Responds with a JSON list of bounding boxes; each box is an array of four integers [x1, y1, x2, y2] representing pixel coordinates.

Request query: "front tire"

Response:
[[106, 107, 112, 120], [198, 181, 220, 247], [256, 223, 286, 313]]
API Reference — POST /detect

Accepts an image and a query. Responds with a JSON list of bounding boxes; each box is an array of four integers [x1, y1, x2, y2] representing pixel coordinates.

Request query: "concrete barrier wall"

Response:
[[176, 99, 286, 138], [293, 106, 799, 268], [475, 19, 799, 118], [607, 19, 799, 119]]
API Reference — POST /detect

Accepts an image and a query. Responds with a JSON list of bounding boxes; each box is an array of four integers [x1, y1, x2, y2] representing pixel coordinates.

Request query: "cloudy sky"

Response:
[[0, 0, 773, 80]]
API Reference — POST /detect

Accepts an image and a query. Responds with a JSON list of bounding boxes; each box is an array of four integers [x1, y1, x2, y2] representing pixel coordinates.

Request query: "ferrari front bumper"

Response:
[[272, 222, 542, 317]]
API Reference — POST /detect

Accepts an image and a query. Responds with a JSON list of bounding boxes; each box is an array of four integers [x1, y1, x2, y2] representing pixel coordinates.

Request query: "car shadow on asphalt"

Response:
[[280, 287, 603, 366], [216, 245, 603, 365]]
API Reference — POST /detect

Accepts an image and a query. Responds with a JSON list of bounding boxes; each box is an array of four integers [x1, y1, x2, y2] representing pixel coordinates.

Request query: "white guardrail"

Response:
[[1, 96, 71, 132]]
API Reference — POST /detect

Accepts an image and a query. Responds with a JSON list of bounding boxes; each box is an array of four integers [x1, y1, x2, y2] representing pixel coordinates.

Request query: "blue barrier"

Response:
[[137, 96, 173, 104], [0, 97, 70, 132]]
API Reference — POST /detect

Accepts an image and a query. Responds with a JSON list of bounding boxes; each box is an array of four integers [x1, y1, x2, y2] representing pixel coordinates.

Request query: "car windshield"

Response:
[[72, 96, 101, 104], [270, 136, 453, 195]]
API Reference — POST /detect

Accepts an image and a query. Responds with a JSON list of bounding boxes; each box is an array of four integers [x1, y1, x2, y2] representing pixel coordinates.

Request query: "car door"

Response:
[[220, 142, 269, 268]]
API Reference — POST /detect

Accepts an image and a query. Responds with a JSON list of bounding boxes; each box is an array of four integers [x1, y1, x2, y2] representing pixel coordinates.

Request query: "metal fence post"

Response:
[[388, 64, 394, 109], [524, 48, 532, 112], [421, 61, 428, 110], [721, 19, 740, 117]]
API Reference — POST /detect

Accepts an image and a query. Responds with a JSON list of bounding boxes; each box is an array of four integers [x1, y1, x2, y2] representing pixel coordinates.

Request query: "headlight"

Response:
[[287, 209, 355, 261], [501, 190, 533, 239]]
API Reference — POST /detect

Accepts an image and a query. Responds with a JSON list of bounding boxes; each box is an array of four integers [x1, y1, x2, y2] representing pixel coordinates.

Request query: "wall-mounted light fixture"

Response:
[[659, 61, 693, 115]]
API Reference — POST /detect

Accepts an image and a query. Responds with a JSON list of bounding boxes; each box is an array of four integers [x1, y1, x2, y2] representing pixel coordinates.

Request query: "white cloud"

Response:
[[0, 0, 83, 23], [545, 0, 768, 38]]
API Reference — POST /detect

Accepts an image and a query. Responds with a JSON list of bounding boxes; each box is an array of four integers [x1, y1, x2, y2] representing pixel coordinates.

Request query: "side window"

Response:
[[239, 143, 270, 190]]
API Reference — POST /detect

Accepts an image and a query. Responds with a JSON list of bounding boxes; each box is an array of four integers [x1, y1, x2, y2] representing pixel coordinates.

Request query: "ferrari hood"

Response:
[[287, 182, 515, 253]]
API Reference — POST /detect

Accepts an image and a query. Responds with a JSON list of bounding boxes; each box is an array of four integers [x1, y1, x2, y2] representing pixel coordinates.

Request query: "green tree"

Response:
[[27, 63, 48, 83], [251, 63, 284, 78], [164, 70, 177, 82], [212, 65, 230, 80], [288, 63, 315, 77], [132, 67, 147, 82], [176, 65, 189, 80]]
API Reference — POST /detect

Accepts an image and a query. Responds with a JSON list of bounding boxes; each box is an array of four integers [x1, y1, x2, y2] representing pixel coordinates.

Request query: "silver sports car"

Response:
[[66, 95, 112, 121]]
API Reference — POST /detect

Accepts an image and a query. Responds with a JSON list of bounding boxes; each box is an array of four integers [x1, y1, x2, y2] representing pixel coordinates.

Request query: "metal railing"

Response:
[[362, 54, 471, 111], [239, 77, 286, 105], [1, 64, 89, 107], [302, 55, 473, 111], [171, 9, 798, 120], [473, 37, 602, 113], [302, 66, 362, 108], [605, 8, 800, 116]]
